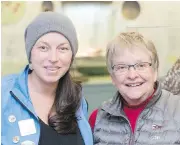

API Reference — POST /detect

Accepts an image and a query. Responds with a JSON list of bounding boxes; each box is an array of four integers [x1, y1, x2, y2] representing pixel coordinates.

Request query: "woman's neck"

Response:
[[28, 72, 58, 97], [123, 89, 155, 108]]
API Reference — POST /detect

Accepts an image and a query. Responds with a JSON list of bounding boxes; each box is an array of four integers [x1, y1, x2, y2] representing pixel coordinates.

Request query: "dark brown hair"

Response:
[[48, 71, 82, 134]]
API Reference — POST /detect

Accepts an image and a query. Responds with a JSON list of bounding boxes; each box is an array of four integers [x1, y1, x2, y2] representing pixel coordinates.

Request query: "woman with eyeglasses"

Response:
[[89, 32, 180, 144]]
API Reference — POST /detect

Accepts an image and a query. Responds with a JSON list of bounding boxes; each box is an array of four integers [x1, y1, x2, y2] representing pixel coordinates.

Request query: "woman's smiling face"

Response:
[[30, 32, 72, 84], [111, 47, 157, 106]]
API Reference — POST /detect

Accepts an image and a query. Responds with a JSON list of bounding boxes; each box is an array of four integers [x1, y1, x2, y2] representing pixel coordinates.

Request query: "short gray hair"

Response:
[[106, 32, 159, 73]]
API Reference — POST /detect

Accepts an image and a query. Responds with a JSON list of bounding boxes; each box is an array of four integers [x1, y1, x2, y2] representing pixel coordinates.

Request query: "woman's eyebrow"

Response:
[[57, 42, 69, 47], [114, 60, 149, 65], [114, 62, 128, 65], [36, 41, 69, 48], [37, 41, 50, 47]]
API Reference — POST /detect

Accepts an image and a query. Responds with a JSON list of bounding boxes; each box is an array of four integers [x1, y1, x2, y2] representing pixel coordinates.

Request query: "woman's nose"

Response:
[[48, 49, 58, 62], [127, 67, 139, 79]]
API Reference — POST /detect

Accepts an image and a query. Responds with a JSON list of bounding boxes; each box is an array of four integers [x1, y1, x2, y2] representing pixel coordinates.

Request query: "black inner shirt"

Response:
[[38, 118, 85, 145]]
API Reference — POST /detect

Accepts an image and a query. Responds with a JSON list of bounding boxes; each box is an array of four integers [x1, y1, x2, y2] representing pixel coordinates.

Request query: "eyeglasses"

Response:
[[112, 62, 152, 75]]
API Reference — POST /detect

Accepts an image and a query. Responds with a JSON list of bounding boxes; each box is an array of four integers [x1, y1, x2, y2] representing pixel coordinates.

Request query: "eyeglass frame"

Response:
[[111, 62, 152, 75]]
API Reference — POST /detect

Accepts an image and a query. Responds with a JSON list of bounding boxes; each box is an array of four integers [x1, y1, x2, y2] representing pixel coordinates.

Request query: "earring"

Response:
[[29, 63, 33, 70]]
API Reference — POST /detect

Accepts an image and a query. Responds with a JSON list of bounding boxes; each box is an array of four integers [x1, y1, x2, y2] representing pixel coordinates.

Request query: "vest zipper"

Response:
[[132, 109, 149, 145], [120, 114, 134, 145]]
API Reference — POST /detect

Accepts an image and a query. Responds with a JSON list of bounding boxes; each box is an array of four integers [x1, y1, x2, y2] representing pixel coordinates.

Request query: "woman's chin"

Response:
[[42, 76, 60, 84], [123, 92, 145, 103]]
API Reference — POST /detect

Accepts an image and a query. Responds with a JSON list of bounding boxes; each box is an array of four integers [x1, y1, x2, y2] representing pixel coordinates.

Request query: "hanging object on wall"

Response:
[[1, 1, 26, 25], [122, 1, 140, 20], [42, 1, 54, 12]]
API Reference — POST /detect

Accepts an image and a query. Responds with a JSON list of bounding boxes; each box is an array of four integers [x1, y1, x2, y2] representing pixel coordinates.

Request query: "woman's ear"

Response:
[[110, 74, 116, 86], [153, 69, 158, 82], [29, 62, 33, 70]]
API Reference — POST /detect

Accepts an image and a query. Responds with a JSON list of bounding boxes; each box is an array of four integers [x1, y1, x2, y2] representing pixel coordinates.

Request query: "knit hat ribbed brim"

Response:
[[25, 12, 78, 62]]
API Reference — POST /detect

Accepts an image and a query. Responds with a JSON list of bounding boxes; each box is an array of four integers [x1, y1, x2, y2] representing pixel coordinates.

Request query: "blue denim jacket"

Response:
[[1, 65, 93, 145]]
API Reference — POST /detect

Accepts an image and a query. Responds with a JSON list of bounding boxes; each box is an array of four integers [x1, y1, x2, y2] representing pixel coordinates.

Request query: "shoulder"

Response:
[[2, 74, 18, 87], [160, 89, 180, 102], [156, 89, 180, 118], [1, 74, 18, 109], [2, 74, 18, 93]]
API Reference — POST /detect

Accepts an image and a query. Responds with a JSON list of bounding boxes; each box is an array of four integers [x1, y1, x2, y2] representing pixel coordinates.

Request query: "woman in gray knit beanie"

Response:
[[2, 12, 93, 145]]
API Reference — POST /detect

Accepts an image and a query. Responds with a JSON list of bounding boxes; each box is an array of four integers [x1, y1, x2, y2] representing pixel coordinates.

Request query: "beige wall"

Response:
[[111, 1, 180, 76], [2, 1, 180, 76], [2, 1, 62, 62]]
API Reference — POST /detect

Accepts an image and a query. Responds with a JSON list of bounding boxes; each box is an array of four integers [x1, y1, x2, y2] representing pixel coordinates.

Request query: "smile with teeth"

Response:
[[45, 67, 60, 71], [126, 83, 143, 87]]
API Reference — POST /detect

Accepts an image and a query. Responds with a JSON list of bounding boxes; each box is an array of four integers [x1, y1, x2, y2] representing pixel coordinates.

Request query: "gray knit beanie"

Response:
[[25, 12, 78, 62]]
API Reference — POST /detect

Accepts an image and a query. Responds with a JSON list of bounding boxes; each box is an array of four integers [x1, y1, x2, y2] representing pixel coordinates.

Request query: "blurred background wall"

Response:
[[2, 1, 180, 115]]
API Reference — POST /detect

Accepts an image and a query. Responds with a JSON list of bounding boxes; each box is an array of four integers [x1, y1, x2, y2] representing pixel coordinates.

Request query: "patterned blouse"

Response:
[[161, 57, 180, 95]]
